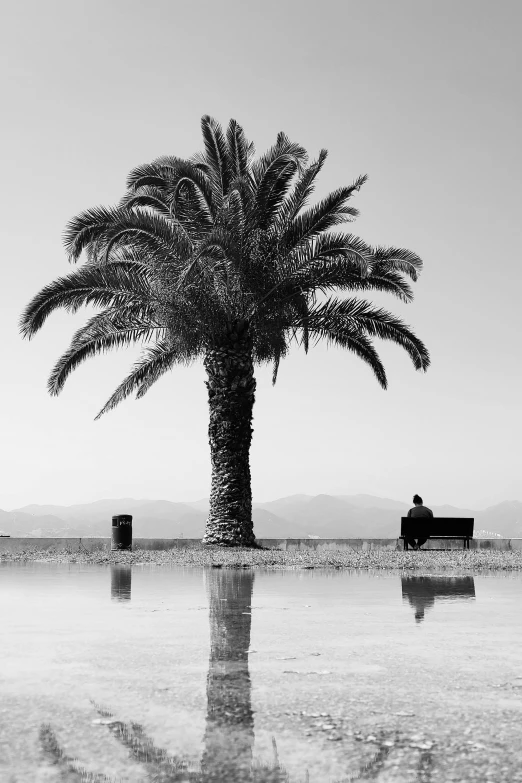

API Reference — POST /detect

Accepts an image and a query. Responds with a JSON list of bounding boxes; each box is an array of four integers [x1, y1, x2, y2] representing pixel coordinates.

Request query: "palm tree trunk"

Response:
[[202, 328, 256, 547], [200, 569, 255, 782]]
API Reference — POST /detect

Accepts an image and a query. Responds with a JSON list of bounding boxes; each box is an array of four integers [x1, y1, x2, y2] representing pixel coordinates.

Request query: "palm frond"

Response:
[[363, 268, 414, 302], [119, 192, 171, 217], [127, 157, 217, 232], [224, 188, 247, 242], [255, 155, 298, 229], [275, 149, 328, 227], [197, 227, 243, 277], [307, 297, 430, 371], [250, 232, 372, 321], [272, 353, 281, 384], [227, 175, 256, 234], [282, 288, 310, 353], [48, 308, 164, 395], [306, 326, 388, 388], [282, 178, 367, 251], [163, 158, 216, 220], [268, 334, 290, 385], [201, 115, 230, 199], [251, 131, 308, 186], [281, 232, 373, 282], [284, 258, 414, 302], [135, 345, 195, 398], [20, 264, 154, 338], [172, 178, 214, 233], [63, 205, 120, 262], [94, 340, 178, 419], [310, 232, 372, 264], [126, 156, 184, 191], [64, 206, 192, 264], [189, 151, 213, 175], [173, 232, 241, 307], [226, 118, 252, 178], [371, 247, 423, 281], [251, 303, 293, 364]]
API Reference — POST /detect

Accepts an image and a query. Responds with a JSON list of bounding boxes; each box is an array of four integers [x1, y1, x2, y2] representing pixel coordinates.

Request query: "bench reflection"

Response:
[[401, 576, 475, 623]]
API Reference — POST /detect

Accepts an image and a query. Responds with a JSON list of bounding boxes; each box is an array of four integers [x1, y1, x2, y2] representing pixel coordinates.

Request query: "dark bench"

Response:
[[400, 518, 474, 550]]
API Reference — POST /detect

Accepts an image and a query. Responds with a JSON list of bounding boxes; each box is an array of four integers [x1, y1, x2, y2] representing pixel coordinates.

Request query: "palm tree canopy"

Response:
[[20, 116, 430, 417]]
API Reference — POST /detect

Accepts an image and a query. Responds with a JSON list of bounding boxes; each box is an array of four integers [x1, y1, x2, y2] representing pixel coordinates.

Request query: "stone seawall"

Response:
[[0, 537, 521, 553]]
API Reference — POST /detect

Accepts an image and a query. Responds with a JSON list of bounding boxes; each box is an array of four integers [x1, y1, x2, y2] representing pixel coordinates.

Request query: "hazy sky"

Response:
[[1, 0, 521, 510]]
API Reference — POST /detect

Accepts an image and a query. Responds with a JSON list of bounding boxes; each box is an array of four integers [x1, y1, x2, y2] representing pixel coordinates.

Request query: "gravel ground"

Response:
[[1, 546, 522, 569]]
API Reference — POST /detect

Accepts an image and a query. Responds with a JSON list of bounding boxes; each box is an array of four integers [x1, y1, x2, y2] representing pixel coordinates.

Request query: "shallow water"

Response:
[[1, 564, 521, 782]]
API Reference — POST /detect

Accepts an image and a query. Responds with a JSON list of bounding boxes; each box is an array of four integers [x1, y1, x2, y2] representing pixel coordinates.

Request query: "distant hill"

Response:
[[0, 509, 76, 538], [1, 494, 521, 539], [476, 501, 522, 538], [335, 494, 409, 511]]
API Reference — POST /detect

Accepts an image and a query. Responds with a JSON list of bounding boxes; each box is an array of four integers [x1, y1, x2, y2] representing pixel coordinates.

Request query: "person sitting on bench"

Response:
[[406, 494, 433, 550]]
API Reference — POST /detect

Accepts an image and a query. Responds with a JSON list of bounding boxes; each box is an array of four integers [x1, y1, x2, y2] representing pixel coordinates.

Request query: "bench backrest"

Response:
[[400, 517, 474, 537]]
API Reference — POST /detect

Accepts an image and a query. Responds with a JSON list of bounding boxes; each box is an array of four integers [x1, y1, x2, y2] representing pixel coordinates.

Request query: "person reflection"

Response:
[[402, 576, 475, 623], [110, 565, 132, 601]]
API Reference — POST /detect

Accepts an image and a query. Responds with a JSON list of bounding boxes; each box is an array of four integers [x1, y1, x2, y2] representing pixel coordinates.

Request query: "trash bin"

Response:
[[111, 514, 132, 551]]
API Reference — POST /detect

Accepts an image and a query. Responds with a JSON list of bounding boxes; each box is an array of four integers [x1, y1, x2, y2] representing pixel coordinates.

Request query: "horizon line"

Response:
[[2, 494, 521, 514]]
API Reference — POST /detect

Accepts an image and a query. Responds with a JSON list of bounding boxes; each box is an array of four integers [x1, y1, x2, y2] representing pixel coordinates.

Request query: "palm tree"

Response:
[[20, 116, 430, 547]]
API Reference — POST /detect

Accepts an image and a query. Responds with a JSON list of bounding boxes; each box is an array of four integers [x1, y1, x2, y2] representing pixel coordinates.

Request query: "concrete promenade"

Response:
[[0, 537, 521, 553]]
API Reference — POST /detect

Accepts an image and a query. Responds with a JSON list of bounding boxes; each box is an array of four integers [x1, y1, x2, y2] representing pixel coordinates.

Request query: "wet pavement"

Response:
[[0, 564, 521, 782]]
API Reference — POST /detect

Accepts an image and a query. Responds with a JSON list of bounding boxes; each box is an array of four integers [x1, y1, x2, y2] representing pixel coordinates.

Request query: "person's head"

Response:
[[413, 494, 423, 506]]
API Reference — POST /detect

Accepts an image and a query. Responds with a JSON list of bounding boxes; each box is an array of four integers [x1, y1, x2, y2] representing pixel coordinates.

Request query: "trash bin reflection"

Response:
[[111, 565, 132, 601]]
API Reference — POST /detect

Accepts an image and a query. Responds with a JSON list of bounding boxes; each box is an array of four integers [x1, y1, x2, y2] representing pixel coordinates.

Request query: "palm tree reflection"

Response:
[[43, 568, 446, 781], [103, 565, 288, 780], [402, 576, 475, 623], [202, 568, 259, 781]]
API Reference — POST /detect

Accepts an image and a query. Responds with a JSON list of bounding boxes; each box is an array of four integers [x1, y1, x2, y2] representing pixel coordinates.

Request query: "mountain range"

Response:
[[1, 494, 521, 539]]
